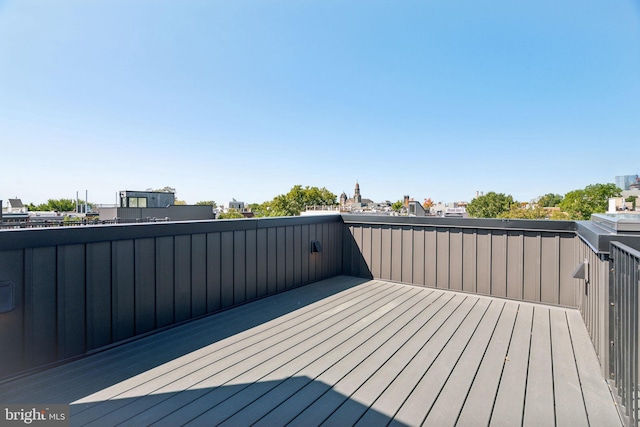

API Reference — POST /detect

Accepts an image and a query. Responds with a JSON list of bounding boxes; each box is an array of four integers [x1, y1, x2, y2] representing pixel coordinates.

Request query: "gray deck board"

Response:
[[550, 309, 589, 426], [523, 306, 555, 426], [0, 276, 622, 426], [421, 300, 505, 427], [490, 304, 534, 426]]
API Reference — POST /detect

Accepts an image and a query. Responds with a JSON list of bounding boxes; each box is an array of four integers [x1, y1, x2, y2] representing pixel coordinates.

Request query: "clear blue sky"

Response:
[[1, 0, 639, 206]]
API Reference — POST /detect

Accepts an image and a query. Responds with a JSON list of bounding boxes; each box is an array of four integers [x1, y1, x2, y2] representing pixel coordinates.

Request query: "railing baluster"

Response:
[[610, 242, 640, 427]]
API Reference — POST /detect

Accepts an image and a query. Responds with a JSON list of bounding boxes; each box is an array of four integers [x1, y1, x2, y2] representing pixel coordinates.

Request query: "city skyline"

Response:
[[1, 1, 638, 206]]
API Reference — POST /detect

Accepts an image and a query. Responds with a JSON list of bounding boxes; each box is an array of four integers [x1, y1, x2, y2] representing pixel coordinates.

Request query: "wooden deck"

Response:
[[0, 276, 621, 426]]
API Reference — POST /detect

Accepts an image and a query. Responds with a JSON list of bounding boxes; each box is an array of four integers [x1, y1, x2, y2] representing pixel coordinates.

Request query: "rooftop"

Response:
[[0, 214, 637, 425]]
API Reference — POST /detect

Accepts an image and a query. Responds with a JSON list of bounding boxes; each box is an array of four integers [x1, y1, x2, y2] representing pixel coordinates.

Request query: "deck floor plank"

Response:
[[489, 304, 534, 426], [221, 291, 453, 427], [421, 300, 505, 427], [254, 294, 470, 427], [0, 276, 622, 427], [354, 296, 477, 426], [566, 309, 622, 426], [200, 289, 440, 427], [154, 286, 432, 427], [75, 282, 408, 426], [523, 306, 555, 426], [454, 301, 517, 427], [390, 297, 493, 426], [550, 309, 589, 426]]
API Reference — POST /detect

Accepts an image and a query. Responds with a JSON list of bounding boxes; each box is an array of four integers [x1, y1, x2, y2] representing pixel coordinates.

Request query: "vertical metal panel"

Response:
[[332, 222, 342, 276], [362, 226, 373, 278], [371, 226, 382, 279], [256, 228, 268, 297], [174, 235, 192, 322], [24, 247, 57, 368], [341, 224, 352, 276], [378, 226, 390, 280], [112, 240, 134, 342], [322, 222, 331, 279], [191, 234, 207, 318], [310, 224, 319, 283], [491, 231, 507, 297], [425, 228, 437, 287], [276, 227, 286, 291], [233, 231, 246, 304], [462, 229, 477, 293], [293, 225, 302, 287], [57, 244, 86, 359], [285, 226, 294, 288], [156, 236, 175, 327], [436, 229, 450, 289], [87, 242, 113, 348], [267, 227, 278, 294], [245, 229, 258, 300], [134, 238, 155, 334], [412, 228, 425, 286], [506, 232, 524, 300], [301, 225, 310, 285], [389, 227, 401, 282], [449, 229, 463, 291], [402, 228, 413, 283], [352, 225, 363, 277], [524, 232, 541, 302], [0, 250, 24, 376], [541, 233, 559, 304], [219, 231, 233, 307], [206, 233, 221, 312], [558, 235, 575, 306], [476, 229, 491, 295]]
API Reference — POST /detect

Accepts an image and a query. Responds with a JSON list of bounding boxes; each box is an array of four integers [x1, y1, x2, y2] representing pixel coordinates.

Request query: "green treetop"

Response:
[[466, 192, 516, 218]]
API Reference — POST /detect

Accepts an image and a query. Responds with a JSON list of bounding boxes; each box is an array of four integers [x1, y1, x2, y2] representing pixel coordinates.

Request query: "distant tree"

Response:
[[217, 209, 244, 219], [153, 186, 176, 193], [422, 198, 434, 210], [536, 193, 563, 207], [173, 199, 187, 206], [391, 200, 404, 212], [263, 185, 337, 216], [247, 202, 266, 217], [498, 203, 547, 219], [466, 192, 516, 218], [27, 199, 93, 212], [196, 200, 217, 208], [50, 199, 76, 212], [558, 183, 621, 220]]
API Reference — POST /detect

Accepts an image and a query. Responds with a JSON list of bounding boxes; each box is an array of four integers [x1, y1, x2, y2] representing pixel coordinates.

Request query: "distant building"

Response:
[[615, 175, 639, 191], [340, 182, 373, 210], [228, 200, 245, 211], [7, 199, 27, 213], [99, 190, 214, 222]]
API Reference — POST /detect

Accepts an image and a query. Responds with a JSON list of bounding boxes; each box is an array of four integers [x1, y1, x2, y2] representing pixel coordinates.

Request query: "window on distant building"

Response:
[[128, 197, 147, 208]]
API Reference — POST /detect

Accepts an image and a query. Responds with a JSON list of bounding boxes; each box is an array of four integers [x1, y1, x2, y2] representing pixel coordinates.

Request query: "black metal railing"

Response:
[[611, 241, 640, 427]]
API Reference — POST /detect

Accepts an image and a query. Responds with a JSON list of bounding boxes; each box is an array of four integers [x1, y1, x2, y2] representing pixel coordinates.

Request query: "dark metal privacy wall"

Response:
[[342, 216, 578, 307], [0, 216, 343, 379]]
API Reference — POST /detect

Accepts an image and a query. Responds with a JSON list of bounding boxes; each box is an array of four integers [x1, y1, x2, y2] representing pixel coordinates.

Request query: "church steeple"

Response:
[[354, 181, 362, 204]]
